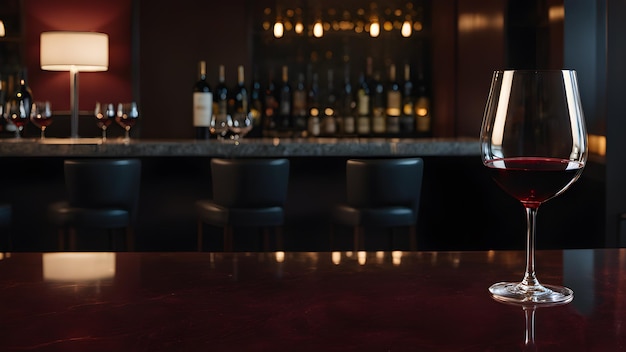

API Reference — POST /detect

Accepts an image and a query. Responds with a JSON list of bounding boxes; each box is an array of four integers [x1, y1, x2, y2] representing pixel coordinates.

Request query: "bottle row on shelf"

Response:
[[192, 58, 432, 140]]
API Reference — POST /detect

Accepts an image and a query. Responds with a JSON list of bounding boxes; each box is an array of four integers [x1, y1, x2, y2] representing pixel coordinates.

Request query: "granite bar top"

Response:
[[0, 137, 480, 158]]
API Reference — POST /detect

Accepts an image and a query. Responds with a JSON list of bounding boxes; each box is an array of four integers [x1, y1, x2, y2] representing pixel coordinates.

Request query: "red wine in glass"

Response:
[[116, 102, 139, 141], [30, 101, 53, 140], [485, 157, 584, 208]]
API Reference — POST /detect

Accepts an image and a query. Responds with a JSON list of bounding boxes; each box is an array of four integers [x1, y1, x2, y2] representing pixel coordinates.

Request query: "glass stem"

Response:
[[523, 306, 537, 352], [522, 206, 540, 288]]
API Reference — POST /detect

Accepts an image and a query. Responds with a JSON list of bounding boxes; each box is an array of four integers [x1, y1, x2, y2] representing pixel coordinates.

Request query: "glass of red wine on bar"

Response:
[[5, 100, 29, 139], [94, 102, 116, 141], [30, 101, 53, 140], [480, 70, 587, 305], [116, 102, 139, 142]]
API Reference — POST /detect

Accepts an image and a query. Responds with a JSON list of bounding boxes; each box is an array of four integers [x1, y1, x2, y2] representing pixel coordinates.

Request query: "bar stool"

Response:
[[196, 158, 290, 251], [48, 159, 142, 251], [0, 203, 12, 251], [330, 158, 424, 251]]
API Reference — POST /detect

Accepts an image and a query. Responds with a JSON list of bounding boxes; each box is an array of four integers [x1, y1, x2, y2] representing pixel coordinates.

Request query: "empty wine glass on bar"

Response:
[[30, 101, 53, 140], [116, 102, 139, 142], [94, 102, 116, 141], [210, 112, 231, 140], [480, 70, 587, 305]]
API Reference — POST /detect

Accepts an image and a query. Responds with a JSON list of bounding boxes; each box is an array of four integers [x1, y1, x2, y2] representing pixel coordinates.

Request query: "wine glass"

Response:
[[5, 100, 29, 138], [95, 102, 116, 141], [30, 101, 53, 140], [229, 111, 252, 140], [116, 102, 139, 141], [210, 112, 231, 140], [480, 70, 587, 304]]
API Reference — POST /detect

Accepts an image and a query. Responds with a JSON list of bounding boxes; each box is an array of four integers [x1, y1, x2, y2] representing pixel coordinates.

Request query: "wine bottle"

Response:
[[215, 65, 228, 119], [322, 69, 337, 136], [356, 58, 371, 136], [248, 69, 263, 138], [400, 63, 415, 134], [292, 72, 308, 135], [307, 72, 321, 137], [230, 65, 251, 138], [278, 65, 292, 133], [415, 70, 431, 136], [6, 69, 33, 134], [371, 71, 386, 134], [341, 65, 355, 136], [263, 69, 279, 137], [193, 61, 213, 140], [386, 64, 401, 134]]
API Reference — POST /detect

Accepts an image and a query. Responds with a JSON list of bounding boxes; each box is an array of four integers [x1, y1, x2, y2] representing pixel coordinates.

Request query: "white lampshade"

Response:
[[40, 31, 109, 72]]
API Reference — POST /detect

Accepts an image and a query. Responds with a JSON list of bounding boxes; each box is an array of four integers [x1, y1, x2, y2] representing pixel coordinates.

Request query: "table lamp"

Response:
[[40, 31, 109, 139]]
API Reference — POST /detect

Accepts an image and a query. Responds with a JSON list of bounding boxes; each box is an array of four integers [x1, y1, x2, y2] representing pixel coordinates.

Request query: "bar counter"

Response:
[[0, 137, 480, 157], [0, 248, 622, 351]]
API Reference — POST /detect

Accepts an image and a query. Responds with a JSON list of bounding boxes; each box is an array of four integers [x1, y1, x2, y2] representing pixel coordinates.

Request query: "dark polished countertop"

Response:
[[0, 137, 480, 157], [0, 249, 623, 351]]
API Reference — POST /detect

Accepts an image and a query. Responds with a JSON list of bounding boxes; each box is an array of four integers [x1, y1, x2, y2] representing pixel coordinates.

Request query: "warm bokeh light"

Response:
[[357, 251, 367, 265], [370, 20, 380, 37], [332, 251, 341, 265], [275, 251, 285, 263], [273, 21, 284, 38], [401, 20, 412, 37], [313, 21, 324, 37], [0, 20, 5, 37], [295, 21, 304, 34], [392, 251, 403, 266]]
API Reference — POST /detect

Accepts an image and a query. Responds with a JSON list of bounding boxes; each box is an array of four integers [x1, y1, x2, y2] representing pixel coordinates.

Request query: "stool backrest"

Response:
[[211, 158, 289, 207], [346, 158, 424, 212], [64, 159, 142, 215]]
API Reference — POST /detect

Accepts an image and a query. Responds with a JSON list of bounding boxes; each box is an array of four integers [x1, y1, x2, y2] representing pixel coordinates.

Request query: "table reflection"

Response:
[[42, 252, 116, 282], [0, 249, 624, 351]]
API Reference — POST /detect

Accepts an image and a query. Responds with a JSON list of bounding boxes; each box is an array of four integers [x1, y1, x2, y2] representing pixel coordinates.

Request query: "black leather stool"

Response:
[[331, 158, 424, 251], [48, 159, 141, 251], [196, 158, 290, 251]]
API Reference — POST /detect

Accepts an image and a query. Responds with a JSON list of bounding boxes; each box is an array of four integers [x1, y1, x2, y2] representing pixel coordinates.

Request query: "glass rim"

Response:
[[493, 69, 577, 73]]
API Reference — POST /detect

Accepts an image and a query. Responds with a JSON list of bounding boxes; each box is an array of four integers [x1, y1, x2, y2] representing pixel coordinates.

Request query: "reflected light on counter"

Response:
[[275, 251, 285, 263], [369, 20, 380, 37], [357, 251, 367, 265], [332, 251, 341, 265], [346, 251, 353, 258], [401, 20, 412, 37], [273, 21, 284, 38], [43, 252, 115, 282], [313, 21, 324, 38], [392, 251, 403, 266], [375, 251, 384, 264], [487, 250, 495, 263]]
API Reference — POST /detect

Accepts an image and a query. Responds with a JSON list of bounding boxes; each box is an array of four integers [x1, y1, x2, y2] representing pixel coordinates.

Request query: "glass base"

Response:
[[489, 282, 573, 305]]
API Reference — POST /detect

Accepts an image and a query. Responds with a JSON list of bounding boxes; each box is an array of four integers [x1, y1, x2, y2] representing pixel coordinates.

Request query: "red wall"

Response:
[[24, 0, 133, 112]]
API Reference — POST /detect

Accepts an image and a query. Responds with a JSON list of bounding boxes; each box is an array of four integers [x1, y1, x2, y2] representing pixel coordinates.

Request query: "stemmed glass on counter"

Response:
[[115, 102, 139, 142], [480, 70, 587, 305], [228, 111, 252, 140], [94, 102, 116, 141], [4, 100, 30, 138], [210, 113, 231, 140], [30, 101, 53, 140]]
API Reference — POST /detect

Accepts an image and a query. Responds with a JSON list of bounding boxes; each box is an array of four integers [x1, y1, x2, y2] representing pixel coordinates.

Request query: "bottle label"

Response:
[[193, 92, 213, 127], [357, 93, 370, 116], [372, 116, 386, 133], [343, 116, 355, 134], [357, 116, 370, 134], [386, 91, 402, 116]]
